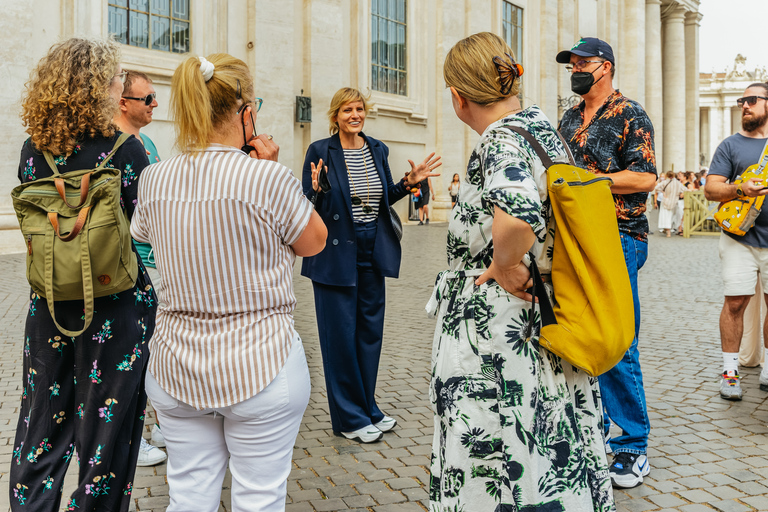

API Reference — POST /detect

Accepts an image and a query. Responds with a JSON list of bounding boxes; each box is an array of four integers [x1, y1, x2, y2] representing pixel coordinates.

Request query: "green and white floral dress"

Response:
[[427, 106, 615, 512]]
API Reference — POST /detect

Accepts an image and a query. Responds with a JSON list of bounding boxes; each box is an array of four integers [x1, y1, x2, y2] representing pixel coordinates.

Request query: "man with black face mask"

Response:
[[704, 83, 768, 404], [556, 37, 658, 490]]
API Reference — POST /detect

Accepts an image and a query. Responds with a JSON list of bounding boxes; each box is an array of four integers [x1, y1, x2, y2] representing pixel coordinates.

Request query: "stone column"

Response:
[[620, 0, 646, 105], [685, 11, 703, 171], [723, 105, 732, 140], [708, 104, 722, 163], [661, 5, 687, 173], [645, 0, 663, 171], [699, 107, 710, 165]]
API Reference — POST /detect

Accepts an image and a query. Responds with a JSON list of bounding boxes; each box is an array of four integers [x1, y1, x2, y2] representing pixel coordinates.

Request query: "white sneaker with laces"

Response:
[[374, 416, 397, 432], [137, 437, 167, 466], [341, 425, 382, 443], [150, 423, 166, 448]]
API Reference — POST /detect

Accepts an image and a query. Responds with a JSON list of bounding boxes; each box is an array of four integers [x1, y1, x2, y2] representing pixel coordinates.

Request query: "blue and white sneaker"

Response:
[[609, 452, 650, 488]]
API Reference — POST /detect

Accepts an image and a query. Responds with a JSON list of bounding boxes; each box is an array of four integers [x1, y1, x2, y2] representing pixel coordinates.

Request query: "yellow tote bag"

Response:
[[509, 127, 635, 377]]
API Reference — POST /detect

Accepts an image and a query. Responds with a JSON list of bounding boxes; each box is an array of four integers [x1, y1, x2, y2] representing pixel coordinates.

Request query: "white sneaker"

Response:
[[150, 423, 166, 448], [760, 370, 768, 392], [609, 452, 650, 488], [137, 437, 167, 466], [341, 425, 383, 443], [374, 416, 397, 432]]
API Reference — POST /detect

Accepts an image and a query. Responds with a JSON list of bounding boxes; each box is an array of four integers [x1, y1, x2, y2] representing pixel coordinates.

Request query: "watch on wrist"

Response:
[[736, 184, 745, 197]]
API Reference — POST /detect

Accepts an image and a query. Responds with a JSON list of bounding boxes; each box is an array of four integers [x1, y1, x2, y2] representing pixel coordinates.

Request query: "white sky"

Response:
[[699, 0, 768, 73]]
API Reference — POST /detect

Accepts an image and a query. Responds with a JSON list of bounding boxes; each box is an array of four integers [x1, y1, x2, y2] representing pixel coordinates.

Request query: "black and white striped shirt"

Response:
[[343, 143, 383, 223]]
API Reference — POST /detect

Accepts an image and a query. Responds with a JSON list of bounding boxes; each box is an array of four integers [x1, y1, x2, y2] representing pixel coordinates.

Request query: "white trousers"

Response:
[[146, 334, 311, 512]]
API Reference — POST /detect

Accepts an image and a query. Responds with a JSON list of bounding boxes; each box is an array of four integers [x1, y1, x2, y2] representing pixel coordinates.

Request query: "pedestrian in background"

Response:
[[655, 171, 685, 237], [11, 37, 157, 512], [302, 87, 441, 443], [557, 36, 657, 489], [416, 175, 433, 224], [448, 172, 461, 207], [704, 82, 768, 401], [428, 32, 614, 511], [113, 69, 167, 467], [131, 53, 327, 511]]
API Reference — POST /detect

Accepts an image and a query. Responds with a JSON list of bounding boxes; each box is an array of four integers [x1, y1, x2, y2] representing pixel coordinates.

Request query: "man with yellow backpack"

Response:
[[556, 38, 658, 489], [704, 83, 768, 401]]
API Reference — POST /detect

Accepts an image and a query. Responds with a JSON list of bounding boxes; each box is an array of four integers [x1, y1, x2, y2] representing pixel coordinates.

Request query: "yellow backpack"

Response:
[[508, 127, 635, 377]]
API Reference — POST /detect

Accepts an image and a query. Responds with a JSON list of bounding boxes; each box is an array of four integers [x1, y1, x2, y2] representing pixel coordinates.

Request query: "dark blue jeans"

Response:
[[598, 232, 650, 455]]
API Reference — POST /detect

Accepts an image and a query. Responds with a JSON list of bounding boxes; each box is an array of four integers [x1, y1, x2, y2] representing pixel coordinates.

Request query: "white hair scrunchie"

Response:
[[199, 56, 215, 82]]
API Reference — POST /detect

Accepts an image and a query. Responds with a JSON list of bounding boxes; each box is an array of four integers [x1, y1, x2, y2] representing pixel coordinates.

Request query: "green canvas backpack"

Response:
[[11, 133, 139, 337]]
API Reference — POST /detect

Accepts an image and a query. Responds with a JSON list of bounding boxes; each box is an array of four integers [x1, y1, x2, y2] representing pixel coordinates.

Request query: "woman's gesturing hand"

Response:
[[406, 153, 442, 185], [310, 158, 327, 192], [475, 260, 535, 302]]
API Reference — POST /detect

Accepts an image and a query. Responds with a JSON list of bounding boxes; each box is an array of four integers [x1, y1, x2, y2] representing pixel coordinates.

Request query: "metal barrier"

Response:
[[682, 190, 720, 238]]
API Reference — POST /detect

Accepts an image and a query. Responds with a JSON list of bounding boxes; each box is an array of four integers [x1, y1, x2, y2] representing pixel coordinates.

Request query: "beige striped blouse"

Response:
[[131, 144, 313, 409]]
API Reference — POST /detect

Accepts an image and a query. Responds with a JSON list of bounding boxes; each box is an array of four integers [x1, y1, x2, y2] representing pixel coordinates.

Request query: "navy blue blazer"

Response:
[[301, 132, 409, 286]]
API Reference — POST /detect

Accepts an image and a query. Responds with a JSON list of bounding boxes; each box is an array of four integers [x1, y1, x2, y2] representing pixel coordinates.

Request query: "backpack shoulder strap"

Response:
[[555, 130, 576, 165], [506, 126, 555, 169], [96, 132, 133, 170], [42, 151, 61, 176]]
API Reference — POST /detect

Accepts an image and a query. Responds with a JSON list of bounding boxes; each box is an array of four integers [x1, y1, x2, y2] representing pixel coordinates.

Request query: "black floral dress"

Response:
[[427, 106, 615, 512], [10, 134, 157, 512]]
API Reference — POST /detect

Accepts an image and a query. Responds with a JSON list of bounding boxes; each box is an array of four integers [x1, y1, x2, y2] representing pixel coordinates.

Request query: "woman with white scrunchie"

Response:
[[131, 53, 327, 511]]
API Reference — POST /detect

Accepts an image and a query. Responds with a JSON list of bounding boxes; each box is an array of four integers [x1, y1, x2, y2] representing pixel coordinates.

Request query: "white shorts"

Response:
[[719, 233, 768, 296]]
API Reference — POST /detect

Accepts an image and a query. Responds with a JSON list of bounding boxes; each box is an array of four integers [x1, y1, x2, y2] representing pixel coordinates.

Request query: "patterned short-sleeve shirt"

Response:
[[558, 91, 657, 241], [448, 105, 567, 272]]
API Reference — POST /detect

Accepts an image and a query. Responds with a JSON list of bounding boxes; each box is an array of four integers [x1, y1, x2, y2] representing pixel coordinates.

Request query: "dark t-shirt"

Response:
[[709, 133, 768, 248]]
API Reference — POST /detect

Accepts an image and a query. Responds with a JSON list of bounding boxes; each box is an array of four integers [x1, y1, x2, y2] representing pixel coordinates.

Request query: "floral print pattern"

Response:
[[429, 106, 614, 512]]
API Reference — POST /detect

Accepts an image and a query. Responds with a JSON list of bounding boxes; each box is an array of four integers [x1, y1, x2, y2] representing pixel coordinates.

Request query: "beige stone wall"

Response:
[[0, 0, 700, 251]]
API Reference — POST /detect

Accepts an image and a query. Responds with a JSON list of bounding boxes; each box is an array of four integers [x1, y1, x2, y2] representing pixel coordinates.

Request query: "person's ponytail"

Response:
[[170, 54, 253, 151]]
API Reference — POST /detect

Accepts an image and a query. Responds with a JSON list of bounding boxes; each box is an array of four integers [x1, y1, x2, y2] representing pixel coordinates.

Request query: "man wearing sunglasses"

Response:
[[114, 69, 168, 467], [556, 37, 657, 490], [704, 83, 768, 402]]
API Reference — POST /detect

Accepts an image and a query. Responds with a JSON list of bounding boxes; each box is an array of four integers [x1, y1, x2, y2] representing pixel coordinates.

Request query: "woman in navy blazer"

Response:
[[302, 88, 441, 443]]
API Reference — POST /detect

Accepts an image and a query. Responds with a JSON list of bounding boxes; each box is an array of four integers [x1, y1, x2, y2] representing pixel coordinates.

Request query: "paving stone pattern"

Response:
[[1, 213, 767, 511]]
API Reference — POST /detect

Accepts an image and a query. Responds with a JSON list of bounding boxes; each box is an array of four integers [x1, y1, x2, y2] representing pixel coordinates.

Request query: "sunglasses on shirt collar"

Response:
[[122, 93, 157, 106]]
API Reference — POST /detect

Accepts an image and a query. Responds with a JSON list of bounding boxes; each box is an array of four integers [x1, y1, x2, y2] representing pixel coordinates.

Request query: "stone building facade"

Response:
[[0, 0, 701, 252], [700, 54, 768, 168]]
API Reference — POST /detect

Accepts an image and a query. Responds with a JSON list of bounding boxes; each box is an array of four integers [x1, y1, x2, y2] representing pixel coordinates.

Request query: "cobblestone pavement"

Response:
[[1, 213, 768, 512]]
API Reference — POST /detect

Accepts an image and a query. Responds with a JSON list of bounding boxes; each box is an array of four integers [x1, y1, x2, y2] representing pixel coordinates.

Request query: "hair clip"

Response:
[[199, 56, 215, 82], [492, 53, 524, 95]]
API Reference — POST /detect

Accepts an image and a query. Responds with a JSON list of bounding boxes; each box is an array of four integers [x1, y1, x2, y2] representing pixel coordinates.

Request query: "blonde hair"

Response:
[[170, 53, 254, 151], [327, 88, 372, 135], [443, 32, 521, 106], [21, 37, 121, 156]]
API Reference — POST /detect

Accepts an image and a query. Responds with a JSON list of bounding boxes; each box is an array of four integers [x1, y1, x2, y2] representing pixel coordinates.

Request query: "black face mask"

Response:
[[570, 70, 605, 96]]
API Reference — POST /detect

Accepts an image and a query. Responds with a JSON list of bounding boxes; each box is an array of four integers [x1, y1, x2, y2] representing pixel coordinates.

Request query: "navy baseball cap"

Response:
[[556, 37, 615, 64]]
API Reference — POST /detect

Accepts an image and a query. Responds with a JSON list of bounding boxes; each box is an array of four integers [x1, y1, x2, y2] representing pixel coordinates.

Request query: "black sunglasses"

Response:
[[122, 93, 157, 106], [736, 95, 768, 107]]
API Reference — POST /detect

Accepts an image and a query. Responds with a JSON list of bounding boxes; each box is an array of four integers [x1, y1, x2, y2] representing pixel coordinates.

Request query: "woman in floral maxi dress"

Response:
[[427, 32, 615, 512]]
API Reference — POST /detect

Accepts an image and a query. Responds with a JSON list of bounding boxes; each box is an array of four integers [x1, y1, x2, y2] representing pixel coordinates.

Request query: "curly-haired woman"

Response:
[[10, 38, 156, 512]]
